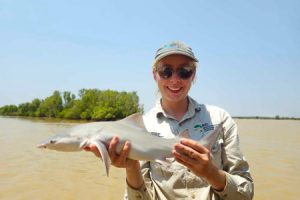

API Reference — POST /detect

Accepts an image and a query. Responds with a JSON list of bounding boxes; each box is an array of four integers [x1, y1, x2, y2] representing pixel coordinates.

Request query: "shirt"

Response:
[[125, 97, 254, 200]]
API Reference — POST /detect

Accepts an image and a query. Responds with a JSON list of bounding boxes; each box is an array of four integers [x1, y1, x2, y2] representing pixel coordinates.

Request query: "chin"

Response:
[[164, 94, 187, 103]]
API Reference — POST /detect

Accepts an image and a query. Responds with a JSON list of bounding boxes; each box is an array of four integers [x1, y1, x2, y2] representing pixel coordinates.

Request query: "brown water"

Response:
[[0, 117, 299, 200]]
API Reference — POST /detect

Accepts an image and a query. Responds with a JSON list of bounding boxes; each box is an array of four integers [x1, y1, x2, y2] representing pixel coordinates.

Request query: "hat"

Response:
[[154, 41, 198, 63]]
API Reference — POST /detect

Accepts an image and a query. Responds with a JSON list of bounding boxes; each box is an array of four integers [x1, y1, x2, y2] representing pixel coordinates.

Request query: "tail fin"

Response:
[[90, 140, 111, 176]]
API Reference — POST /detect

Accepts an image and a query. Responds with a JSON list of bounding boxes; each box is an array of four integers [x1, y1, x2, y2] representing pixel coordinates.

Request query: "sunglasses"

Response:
[[157, 65, 195, 80]]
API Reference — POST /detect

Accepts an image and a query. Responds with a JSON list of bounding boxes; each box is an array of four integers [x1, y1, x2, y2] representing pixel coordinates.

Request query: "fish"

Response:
[[37, 113, 223, 176]]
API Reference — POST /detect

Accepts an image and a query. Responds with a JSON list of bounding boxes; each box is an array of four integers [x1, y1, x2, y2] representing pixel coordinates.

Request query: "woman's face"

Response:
[[153, 54, 196, 105]]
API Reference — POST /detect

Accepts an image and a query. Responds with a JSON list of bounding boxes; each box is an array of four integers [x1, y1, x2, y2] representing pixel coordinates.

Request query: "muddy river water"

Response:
[[0, 117, 299, 199]]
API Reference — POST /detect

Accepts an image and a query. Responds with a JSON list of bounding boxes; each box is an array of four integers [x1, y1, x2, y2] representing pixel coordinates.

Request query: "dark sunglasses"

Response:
[[157, 65, 195, 80]]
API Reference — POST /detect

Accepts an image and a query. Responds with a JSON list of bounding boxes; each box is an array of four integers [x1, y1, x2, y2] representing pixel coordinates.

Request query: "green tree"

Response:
[[61, 100, 83, 119], [36, 91, 63, 117], [0, 89, 143, 120], [0, 105, 18, 116], [17, 102, 31, 116], [63, 91, 76, 109], [31, 98, 41, 117], [17, 98, 41, 117]]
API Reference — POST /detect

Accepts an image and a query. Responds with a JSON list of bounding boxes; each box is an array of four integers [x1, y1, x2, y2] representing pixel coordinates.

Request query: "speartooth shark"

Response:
[[37, 113, 223, 176]]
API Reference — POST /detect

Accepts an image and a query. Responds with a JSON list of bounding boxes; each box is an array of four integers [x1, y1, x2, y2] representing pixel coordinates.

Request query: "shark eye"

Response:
[[50, 140, 56, 144]]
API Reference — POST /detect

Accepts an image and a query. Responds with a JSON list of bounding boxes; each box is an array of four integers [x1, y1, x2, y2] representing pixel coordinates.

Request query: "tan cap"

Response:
[[154, 41, 198, 63]]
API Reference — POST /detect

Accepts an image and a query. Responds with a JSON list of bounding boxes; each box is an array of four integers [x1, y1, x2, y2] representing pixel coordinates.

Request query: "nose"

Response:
[[37, 144, 47, 148], [169, 71, 181, 83]]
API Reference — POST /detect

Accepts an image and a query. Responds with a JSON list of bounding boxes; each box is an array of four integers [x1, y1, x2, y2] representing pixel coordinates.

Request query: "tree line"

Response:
[[0, 89, 143, 121]]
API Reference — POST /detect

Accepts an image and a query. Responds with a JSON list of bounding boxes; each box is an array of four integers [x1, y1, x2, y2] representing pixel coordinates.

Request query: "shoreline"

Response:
[[1, 115, 299, 121], [233, 116, 300, 120]]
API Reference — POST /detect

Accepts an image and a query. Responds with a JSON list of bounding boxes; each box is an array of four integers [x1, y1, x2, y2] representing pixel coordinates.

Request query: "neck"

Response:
[[161, 98, 189, 121]]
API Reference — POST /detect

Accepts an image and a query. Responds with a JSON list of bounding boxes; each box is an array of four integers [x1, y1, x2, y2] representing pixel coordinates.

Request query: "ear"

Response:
[[191, 68, 196, 81], [152, 68, 157, 81]]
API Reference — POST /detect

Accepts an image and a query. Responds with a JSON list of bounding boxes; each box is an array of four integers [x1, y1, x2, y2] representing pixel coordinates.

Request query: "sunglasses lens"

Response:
[[158, 67, 173, 79], [157, 66, 194, 79], [178, 67, 194, 79]]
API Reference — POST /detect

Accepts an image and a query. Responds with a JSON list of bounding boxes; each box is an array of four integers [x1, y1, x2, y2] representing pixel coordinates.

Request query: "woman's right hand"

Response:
[[84, 136, 144, 189], [84, 136, 139, 169]]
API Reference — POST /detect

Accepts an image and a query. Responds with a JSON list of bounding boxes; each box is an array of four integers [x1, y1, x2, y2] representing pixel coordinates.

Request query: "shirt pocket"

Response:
[[211, 138, 224, 169]]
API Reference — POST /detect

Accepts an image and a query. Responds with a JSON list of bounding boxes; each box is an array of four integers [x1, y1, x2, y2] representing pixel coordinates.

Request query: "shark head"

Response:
[[37, 134, 88, 152]]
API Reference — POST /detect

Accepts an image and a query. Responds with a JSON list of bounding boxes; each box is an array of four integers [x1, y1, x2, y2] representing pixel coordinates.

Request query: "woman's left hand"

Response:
[[173, 138, 226, 190]]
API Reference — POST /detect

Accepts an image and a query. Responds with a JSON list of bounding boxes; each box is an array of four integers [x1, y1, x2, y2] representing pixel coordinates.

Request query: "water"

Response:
[[237, 119, 300, 199], [0, 117, 299, 199], [0, 117, 126, 200]]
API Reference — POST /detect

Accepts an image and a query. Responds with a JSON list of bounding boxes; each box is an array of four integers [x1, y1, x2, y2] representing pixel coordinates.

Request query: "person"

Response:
[[85, 41, 254, 199]]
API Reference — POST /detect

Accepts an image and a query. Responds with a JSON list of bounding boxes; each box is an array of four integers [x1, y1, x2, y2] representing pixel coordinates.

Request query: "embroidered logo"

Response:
[[201, 123, 215, 132], [194, 124, 203, 133], [194, 123, 219, 134]]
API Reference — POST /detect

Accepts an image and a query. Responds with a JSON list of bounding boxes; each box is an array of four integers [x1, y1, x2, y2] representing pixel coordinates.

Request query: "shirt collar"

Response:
[[155, 96, 201, 122]]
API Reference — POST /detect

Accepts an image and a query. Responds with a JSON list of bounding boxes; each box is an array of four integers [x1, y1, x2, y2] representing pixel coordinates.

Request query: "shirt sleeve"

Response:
[[214, 112, 254, 200], [124, 161, 155, 200]]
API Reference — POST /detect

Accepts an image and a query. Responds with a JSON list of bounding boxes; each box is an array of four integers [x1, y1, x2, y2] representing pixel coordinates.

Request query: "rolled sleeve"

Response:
[[214, 172, 254, 200], [216, 112, 254, 200], [125, 181, 149, 200], [125, 161, 154, 200]]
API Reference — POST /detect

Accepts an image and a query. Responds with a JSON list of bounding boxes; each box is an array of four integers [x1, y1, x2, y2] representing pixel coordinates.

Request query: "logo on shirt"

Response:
[[194, 123, 216, 133], [194, 124, 203, 133]]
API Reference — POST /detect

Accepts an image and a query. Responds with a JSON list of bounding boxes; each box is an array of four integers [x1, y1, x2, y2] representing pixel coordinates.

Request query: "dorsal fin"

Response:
[[200, 122, 224, 150], [119, 113, 146, 130]]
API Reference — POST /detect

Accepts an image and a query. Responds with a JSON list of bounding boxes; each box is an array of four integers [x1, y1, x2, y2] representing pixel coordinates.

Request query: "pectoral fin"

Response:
[[90, 140, 111, 176], [155, 158, 172, 166]]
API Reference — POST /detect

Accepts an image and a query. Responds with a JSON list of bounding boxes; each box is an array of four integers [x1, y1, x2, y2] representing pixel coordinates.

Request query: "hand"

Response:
[[84, 136, 143, 189], [84, 136, 139, 169], [173, 138, 226, 190]]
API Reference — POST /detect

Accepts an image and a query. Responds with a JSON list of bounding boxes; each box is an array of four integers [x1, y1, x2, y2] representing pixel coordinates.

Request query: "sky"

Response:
[[0, 0, 299, 117]]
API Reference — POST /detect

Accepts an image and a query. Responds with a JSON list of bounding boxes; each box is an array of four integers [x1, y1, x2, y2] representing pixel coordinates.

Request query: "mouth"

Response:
[[36, 144, 47, 149], [167, 86, 182, 93]]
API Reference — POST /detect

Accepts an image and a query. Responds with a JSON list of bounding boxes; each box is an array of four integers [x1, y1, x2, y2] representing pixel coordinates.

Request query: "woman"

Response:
[[85, 41, 254, 199]]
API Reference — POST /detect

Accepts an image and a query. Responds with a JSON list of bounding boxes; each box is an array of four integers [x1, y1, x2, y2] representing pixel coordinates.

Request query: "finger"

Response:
[[83, 146, 90, 151], [173, 149, 195, 168], [119, 141, 131, 164], [84, 144, 101, 158], [120, 141, 130, 157], [174, 143, 201, 160], [108, 136, 119, 160], [180, 138, 209, 154]]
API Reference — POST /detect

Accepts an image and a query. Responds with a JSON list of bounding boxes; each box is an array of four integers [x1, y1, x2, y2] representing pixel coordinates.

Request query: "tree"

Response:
[[0, 89, 143, 120], [0, 105, 18, 116], [63, 91, 76, 109], [37, 91, 63, 117]]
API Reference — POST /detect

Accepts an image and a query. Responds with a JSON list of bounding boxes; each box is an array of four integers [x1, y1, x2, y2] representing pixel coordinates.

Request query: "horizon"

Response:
[[1, 0, 299, 118]]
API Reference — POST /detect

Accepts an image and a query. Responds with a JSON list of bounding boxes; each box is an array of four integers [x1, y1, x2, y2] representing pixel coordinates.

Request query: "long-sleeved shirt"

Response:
[[125, 97, 254, 200]]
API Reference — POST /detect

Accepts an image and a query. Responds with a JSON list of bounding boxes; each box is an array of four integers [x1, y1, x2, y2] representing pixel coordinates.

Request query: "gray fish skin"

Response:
[[37, 113, 223, 176]]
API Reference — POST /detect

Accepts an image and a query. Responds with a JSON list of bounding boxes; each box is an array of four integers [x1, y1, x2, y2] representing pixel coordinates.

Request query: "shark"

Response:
[[37, 113, 223, 176]]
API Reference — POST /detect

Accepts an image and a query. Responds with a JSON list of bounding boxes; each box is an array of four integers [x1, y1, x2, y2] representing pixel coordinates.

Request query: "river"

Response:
[[0, 116, 299, 199]]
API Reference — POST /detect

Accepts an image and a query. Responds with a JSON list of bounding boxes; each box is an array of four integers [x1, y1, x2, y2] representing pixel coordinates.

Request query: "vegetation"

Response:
[[0, 89, 143, 121]]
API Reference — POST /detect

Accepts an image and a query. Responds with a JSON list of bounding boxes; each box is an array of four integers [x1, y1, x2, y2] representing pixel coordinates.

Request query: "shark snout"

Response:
[[36, 143, 47, 148]]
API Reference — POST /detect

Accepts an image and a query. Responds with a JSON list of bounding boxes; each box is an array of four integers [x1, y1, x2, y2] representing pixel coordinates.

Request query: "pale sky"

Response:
[[0, 0, 299, 117]]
